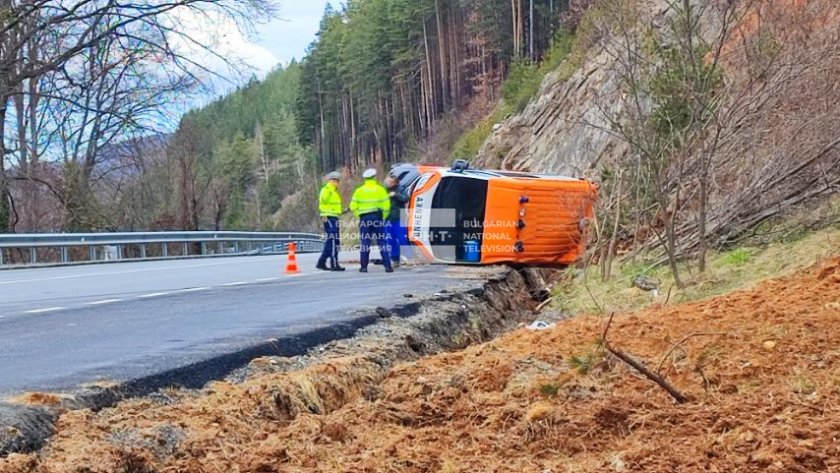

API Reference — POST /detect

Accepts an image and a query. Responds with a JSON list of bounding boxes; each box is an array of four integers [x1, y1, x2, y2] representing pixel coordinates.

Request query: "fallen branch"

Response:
[[601, 314, 689, 404], [535, 297, 554, 313]]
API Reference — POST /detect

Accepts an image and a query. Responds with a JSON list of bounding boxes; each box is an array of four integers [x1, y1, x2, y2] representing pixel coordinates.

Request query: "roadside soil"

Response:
[[3, 257, 840, 473]]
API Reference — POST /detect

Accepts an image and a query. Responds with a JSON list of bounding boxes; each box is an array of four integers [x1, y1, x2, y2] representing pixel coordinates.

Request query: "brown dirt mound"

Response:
[[3, 258, 840, 472]]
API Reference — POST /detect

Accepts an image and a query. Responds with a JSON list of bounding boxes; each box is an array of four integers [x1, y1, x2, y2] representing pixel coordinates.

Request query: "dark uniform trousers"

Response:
[[359, 211, 392, 271], [318, 216, 340, 268]]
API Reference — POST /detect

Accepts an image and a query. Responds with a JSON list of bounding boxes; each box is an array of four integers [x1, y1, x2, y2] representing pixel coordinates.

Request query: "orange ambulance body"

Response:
[[405, 164, 598, 266]]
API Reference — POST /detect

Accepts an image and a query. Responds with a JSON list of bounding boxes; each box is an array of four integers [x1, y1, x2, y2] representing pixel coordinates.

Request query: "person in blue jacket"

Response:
[[385, 171, 410, 267]]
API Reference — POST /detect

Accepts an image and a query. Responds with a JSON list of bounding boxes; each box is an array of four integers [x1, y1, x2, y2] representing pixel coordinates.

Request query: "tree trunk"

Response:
[[422, 18, 436, 129], [316, 75, 327, 170], [664, 187, 684, 288], [604, 173, 623, 281], [529, 0, 534, 61], [697, 172, 708, 273], [435, 0, 449, 110], [511, 0, 520, 57], [0, 95, 11, 233]]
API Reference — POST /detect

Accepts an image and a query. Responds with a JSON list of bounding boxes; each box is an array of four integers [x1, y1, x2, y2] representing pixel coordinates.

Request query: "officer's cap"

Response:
[[362, 168, 377, 179], [326, 171, 341, 180]]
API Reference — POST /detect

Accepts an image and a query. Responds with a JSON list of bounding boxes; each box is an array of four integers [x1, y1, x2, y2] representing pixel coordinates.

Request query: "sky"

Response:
[[170, 1, 332, 113], [255, 1, 333, 68], [203, 0, 333, 81]]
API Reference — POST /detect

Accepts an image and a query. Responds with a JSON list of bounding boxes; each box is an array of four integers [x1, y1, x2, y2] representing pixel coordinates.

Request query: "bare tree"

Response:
[[580, 0, 688, 286], [578, 0, 758, 284], [0, 0, 275, 232], [578, 0, 840, 283]]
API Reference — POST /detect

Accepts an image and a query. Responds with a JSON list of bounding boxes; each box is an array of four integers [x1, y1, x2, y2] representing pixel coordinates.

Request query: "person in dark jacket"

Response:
[[385, 170, 411, 267]]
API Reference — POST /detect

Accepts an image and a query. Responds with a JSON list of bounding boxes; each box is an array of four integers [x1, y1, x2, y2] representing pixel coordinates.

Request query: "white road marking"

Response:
[[86, 299, 123, 306], [256, 277, 280, 282], [26, 307, 66, 314], [0, 256, 296, 286], [178, 287, 211, 293], [221, 281, 248, 287], [137, 292, 169, 299]]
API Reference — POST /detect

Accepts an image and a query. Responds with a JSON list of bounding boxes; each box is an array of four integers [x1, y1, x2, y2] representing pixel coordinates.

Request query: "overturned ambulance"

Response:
[[397, 161, 598, 267]]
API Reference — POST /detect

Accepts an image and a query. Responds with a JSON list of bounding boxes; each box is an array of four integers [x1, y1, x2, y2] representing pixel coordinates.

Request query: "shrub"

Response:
[[450, 108, 505, 159], [502, 59, 543, 113], [502, 28, 576, 113], [539, 383, 560, 397], [721, 248, 752, 267], [568, 348, 604, 375], [450, 29, 575, 159]]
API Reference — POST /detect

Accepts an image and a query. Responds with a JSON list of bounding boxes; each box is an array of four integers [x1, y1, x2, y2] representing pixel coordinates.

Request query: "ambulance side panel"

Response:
[[482, 178, 597, 265]]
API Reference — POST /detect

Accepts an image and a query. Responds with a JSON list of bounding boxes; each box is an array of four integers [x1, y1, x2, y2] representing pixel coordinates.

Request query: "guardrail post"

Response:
[[30, 247, 37, 265], [181, 242, 187, 256], [0, 248, 4, 267], [140, 244, 147, 259], [234, 242, 240, 254], [89, 245, 96, 262], [200, 242, 207, 255], [60, 247, 69, 263]]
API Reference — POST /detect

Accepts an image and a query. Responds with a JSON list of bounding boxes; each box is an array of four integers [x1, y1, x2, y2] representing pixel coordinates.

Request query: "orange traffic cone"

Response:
[[285, 242, 300, 275]]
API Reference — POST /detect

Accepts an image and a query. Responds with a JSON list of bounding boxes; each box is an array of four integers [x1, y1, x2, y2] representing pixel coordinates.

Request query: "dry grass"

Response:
[[558, 225, 840, 315], [3, 254, 840, 472], [8, 393, 67, 407]]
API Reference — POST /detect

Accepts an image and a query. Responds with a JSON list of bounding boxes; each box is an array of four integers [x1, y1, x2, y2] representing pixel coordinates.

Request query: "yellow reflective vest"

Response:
[[350, 179, 391, 218], [319, 182, 343, 217]]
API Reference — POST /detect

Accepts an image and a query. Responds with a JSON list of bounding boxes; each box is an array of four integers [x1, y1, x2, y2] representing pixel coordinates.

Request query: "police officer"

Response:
[[385, 171, 409, 267], [350, 169, 393, 273], [316, 171, 346, 271]]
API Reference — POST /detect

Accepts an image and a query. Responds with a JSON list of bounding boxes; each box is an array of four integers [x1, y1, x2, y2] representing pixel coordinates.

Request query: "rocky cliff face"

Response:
[[474, 0, 671, 178], [475, 47, 629, 178], [476, 0, 840, 250]]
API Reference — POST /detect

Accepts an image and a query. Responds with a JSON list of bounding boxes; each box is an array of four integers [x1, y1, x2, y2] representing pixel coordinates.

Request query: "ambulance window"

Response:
[[494, 171, 541, 178], [464, 170, 499, 177], [430, 176, 488, 262]]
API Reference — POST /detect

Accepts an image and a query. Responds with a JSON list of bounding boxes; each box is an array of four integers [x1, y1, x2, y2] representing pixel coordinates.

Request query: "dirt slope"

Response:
[[3, 257, 840, 472]]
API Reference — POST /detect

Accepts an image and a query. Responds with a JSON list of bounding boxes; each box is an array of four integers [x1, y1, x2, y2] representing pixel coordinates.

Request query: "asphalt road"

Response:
[[0, 254, 454, 396]]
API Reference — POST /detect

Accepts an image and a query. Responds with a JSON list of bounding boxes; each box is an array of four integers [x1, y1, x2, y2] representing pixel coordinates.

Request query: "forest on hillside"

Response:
[[2, 0, 590, 234], [296, 0, 573, 171], [170, 0, 587, 232]]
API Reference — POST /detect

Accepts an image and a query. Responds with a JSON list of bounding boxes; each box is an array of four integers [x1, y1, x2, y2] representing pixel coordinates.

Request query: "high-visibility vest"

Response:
[[319, 182, 343, 217], [350, 179, 391, 218]]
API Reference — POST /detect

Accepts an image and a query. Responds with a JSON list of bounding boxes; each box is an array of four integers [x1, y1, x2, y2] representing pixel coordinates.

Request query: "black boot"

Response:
[[331, 265, 346, 272], [316, 261, 329, 271]]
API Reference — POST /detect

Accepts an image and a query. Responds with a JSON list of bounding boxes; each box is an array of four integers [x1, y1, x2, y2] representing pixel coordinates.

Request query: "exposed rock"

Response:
[[478, 0, 840, 250], [476, 45, 631, 178]]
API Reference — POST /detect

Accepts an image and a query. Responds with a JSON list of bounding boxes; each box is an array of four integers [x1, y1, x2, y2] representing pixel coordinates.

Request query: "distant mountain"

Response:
[[94, 133, 172, 179]]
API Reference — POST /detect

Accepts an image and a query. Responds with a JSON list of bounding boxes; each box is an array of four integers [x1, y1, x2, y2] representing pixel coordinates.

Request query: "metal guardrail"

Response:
[[0, 231, 324, 268]]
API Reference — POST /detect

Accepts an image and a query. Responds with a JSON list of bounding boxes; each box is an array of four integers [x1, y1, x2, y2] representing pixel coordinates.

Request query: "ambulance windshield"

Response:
[[428, 176, 488, 262]]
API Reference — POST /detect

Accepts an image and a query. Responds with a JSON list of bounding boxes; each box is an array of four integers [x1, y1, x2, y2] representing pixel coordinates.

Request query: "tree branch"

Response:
[[601, 313, 689, 404]]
